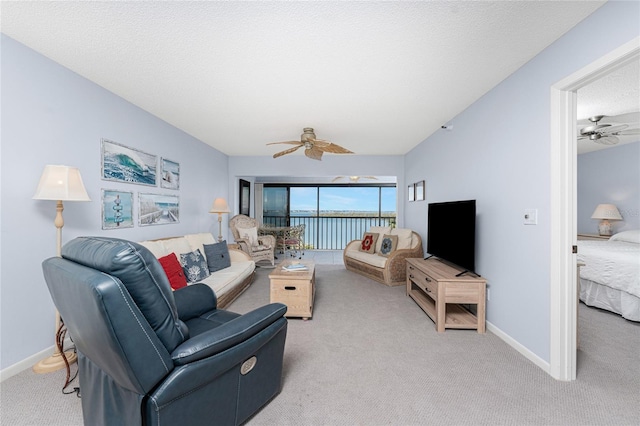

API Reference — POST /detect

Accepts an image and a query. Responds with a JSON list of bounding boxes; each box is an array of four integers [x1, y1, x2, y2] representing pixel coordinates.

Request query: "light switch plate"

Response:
[[524, 209, 538, 225]]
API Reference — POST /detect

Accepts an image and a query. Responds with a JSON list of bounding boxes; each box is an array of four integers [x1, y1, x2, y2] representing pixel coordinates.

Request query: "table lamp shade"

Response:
[[210, 198, 230, 214], [590, 204, 622, 220], [33, 165, 91, 201]]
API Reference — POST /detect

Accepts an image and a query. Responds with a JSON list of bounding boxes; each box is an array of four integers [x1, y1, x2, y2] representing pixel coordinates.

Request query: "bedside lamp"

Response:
[[591, 203, 622, 236], [33, 165, 91, 373], [209, 198, 230, 242]]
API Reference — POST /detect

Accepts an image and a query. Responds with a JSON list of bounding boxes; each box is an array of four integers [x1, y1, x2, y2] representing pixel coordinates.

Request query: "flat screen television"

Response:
[[427, 199, 476, 274]]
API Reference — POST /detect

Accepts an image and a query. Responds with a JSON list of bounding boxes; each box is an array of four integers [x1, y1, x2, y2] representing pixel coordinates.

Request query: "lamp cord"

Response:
[[56, 318, 80, 398]]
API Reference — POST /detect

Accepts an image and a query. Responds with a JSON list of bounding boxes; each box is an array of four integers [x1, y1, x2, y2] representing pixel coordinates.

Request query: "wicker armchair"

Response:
[[229, 215, 275, 266]]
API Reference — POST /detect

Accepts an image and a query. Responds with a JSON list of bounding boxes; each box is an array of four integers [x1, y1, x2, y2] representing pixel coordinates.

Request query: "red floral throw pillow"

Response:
[[359, 232, 378, 254], [158, 253, 188, 290]]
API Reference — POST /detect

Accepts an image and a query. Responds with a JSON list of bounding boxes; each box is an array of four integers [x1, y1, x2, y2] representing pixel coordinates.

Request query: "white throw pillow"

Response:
[[185, 233, 217, 261], [391, 228, 413, 250], [238, 226, 259, 247], [369, 226, 391, 253], [138, 240, 169, 258]]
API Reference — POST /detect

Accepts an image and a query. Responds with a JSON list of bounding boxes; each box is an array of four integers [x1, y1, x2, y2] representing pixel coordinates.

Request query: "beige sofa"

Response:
[[139, 233, 255, 309], [343, 227, 423, 287]]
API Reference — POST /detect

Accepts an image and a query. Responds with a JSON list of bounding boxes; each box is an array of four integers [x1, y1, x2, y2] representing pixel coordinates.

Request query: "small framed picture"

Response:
[[160, 158, 180, 190], [408, 184, 415, 202], [101, 139, 157, 186], [139, 193, 180, 226], [239, 179, 250, 216], [416, 180, 425, 201], [102, 189, 134, 230]]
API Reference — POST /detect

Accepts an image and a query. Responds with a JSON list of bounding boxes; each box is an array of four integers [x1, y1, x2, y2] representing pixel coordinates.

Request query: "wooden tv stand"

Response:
[[406, 258, 486, 333]]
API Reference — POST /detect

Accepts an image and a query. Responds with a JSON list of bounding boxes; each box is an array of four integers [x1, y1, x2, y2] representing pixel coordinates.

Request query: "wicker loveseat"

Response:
[[343, 227, 423, 287]]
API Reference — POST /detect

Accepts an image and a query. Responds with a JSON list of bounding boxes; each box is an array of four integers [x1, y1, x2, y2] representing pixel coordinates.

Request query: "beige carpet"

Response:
[[1, 265, 638, 425]]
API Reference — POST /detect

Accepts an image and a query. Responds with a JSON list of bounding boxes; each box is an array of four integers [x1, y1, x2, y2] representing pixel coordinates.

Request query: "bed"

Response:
[[577, 230, 640, 322]]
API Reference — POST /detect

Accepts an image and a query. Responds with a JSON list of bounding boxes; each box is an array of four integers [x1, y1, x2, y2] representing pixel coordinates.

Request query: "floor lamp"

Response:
[[209, 198, 230, 242], [32, 165, 91, 373]]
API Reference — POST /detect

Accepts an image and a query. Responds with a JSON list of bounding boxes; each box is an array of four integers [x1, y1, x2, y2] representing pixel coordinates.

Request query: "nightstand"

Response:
[[577, 233, 610, 241]]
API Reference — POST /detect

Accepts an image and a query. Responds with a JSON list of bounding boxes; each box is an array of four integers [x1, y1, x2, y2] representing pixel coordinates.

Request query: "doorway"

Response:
[[549, 37, 639, 381]]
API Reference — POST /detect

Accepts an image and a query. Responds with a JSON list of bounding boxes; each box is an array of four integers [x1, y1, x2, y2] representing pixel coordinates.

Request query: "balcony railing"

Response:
[[262, 215, 396, 250]]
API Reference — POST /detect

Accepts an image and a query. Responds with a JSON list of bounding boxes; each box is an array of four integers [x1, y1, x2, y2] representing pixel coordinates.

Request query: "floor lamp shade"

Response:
[[32, 165, 90, 374], [33, 165, 91, 201]]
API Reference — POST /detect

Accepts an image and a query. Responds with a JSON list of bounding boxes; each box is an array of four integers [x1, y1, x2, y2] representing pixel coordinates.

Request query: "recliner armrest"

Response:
[[173, 283, 217, 321], [171, 303, 287, 365]]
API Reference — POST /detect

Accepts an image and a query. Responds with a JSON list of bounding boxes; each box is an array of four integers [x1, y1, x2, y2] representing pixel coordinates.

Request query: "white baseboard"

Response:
[[486, 321, 551, 375], [0, 338, 74, 383]]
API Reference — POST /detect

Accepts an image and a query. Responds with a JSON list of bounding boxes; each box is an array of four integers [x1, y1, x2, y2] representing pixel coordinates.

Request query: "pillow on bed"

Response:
[[609, 230, 640, 244]]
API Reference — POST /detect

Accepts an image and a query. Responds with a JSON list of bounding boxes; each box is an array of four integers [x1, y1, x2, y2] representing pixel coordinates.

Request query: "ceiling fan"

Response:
[[332, 176, 378, 183], [577, 113, 640, 145], [267, 128, 354, 160]]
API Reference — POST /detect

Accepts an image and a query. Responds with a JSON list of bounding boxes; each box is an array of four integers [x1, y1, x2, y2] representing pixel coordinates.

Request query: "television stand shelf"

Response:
[[406, 258, 486, 333]]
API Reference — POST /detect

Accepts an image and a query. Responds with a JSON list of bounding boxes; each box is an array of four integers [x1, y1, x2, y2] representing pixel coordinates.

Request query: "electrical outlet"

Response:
[[487, 288, 491, 301]]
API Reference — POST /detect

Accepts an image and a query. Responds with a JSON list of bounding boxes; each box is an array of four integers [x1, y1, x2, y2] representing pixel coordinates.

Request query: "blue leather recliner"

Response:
[[42, 236, 288, 426]]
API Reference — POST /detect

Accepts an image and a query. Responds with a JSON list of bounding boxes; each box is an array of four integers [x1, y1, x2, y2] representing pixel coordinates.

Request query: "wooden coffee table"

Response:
[[269, 260, 316, 320]]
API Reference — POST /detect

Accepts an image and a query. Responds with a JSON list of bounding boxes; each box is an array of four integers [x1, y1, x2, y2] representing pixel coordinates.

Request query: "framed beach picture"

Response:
[[102, 189, 134, 229], [408, 184, 415, 202], [160, 158, 180, 190], [101, 139, 157, 186], [415, 180, 425, 201], [139, 193, 180, 226], [239, 179, 250, 216]]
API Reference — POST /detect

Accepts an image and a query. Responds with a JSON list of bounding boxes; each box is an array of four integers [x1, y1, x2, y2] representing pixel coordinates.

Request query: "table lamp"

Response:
[[590, 203, 622, 236], [210, 198, 230, 242], [33, 165, 91, 373]]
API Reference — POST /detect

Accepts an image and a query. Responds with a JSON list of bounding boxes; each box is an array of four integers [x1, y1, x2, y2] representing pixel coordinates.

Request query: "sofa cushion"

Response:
[[391, 228, 413, 250], [162, 237, 193, 258], [345, 246, 388, 268], [158, 253, 188, 290], [369, 226, 391, 252], [138, 240, 169, 258], [379, 234, 398, 257], [203, 241, 232, 272], [179, 249, 210, 283], [185, 233, 217, 261], [359, 232, 378, 253], [200, 260, 255, 297]]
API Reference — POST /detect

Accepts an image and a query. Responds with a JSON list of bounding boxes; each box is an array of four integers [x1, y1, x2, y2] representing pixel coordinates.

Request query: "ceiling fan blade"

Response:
[[273, 145, 303, 158], [267, 141, 303, 146], [604, 112, 640, 125], [332, 176, 344, 182], [596, 135, 619, 145], [616, 128, 640, 136], [317, 143, 354, 154], [305, 147, 324, 160], [601, 124, 629, 134]]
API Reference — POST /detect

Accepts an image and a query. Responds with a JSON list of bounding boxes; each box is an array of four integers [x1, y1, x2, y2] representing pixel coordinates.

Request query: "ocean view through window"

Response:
[[263, 184, 396, 249]]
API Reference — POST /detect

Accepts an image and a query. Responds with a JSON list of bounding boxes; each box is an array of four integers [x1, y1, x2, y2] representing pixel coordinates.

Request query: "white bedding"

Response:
[[577, 239, 640, 320]]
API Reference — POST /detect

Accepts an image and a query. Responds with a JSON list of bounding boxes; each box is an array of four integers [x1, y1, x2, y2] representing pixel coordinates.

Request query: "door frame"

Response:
[[549, 36, 639, 381]]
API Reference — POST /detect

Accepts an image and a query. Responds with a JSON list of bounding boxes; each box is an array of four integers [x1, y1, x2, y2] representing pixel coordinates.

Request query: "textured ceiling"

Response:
[[2, 1, 612, 158]]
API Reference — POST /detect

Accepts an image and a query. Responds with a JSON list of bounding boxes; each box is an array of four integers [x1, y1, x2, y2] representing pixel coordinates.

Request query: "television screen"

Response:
[[427, 200, 476, 273]]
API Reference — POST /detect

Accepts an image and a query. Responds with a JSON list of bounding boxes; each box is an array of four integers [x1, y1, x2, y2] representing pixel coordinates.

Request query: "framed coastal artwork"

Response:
[[239, 179, 250, 216], [101, 189, 134, 230], [101, 139, 157, 186], [139, 193, 180, 226], [160, 158, 180, 190], [415, 180, 425, 201]]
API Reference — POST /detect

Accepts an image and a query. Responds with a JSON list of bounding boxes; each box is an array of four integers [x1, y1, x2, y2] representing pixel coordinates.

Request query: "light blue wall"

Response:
[[0, 35, 230, 370], [578, 141, 640, 235], [404, 1, 639, 363]]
